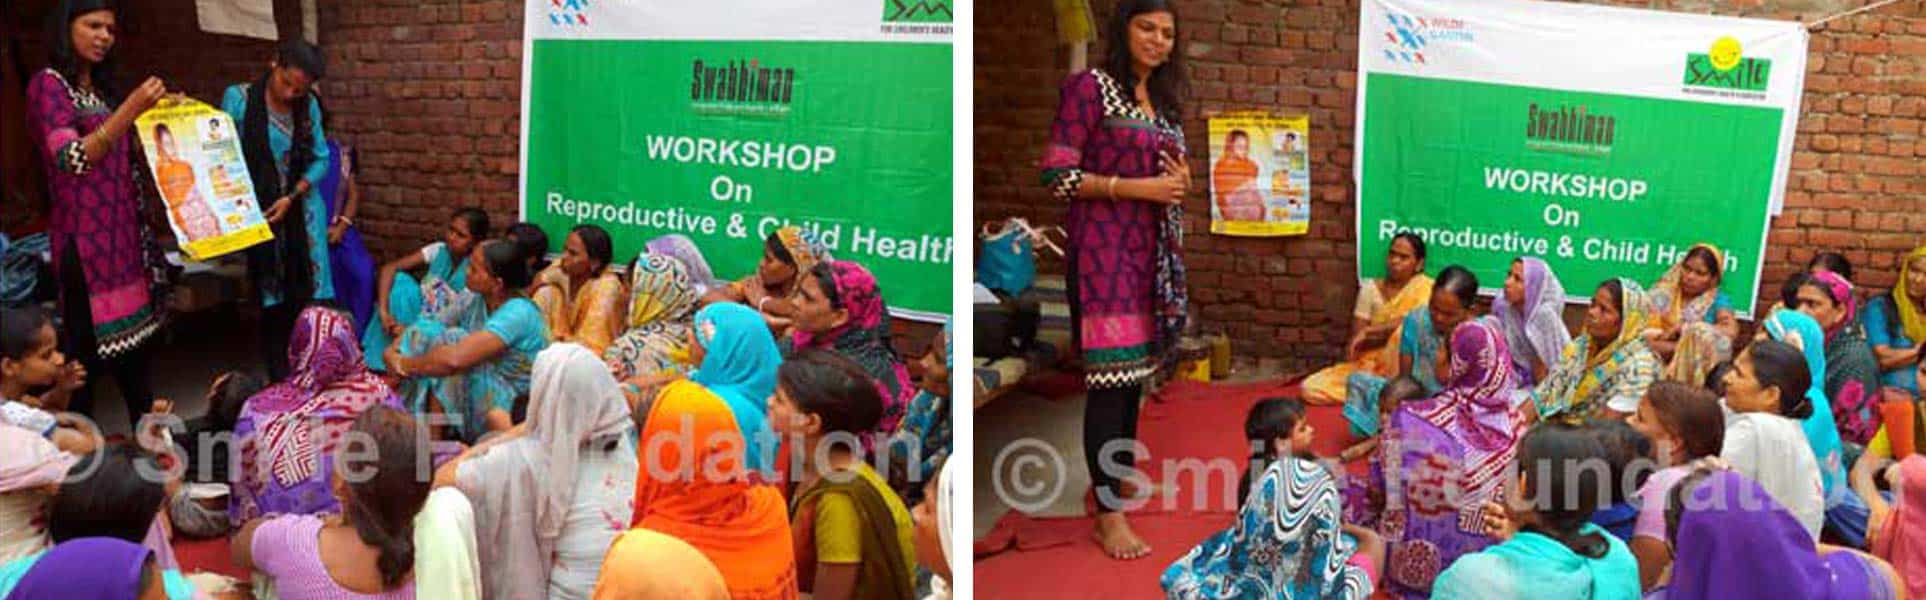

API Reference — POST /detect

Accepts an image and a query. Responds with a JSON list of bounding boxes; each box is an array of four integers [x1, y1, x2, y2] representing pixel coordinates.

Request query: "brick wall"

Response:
[[974, 0, 1926, 372]]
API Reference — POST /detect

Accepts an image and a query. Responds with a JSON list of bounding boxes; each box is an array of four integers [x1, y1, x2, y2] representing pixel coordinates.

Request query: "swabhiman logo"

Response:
[[1526, 103, 1615, 156], [1682, 36, 1771, 99], [548, 0, 588, 27], [689, 59, 796, 116], [884, 0, 952, 23]]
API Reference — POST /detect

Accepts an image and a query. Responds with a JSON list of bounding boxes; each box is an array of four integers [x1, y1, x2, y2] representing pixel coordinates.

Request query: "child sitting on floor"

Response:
[[1339, 375, 1428, 463], [177, 371, 264, 484], [0, 307, 96, 454]]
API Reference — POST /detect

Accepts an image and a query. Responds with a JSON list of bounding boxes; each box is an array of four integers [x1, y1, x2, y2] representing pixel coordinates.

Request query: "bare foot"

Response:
[[1093, 512, 1151, 560]]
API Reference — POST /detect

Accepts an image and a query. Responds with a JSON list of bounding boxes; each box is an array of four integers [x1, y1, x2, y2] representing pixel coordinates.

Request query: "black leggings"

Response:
[[57, 242, 154, 432], [1084, 382, 1145, 513]]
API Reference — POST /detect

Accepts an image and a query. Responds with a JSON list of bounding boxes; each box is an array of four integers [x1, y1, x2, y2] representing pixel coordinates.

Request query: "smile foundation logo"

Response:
[[1682, 35, 1772, 98]]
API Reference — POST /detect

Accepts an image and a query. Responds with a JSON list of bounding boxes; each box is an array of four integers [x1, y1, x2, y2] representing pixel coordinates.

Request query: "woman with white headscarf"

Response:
[[433, 343, 638, 600], [913, 459, 957, 600]]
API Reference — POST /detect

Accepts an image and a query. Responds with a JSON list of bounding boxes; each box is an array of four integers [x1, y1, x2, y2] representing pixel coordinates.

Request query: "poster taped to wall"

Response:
[[1208, 111, 1310, 237], [136, 97, 272, 261]]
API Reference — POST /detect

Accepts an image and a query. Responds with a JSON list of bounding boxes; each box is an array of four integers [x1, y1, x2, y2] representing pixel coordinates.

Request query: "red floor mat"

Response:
[[976, 380, 1366, 600]]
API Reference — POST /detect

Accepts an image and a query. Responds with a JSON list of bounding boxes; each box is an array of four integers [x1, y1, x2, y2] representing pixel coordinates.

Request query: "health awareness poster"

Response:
[[521, 0, 954, 319], [136, 97, 273, 261]]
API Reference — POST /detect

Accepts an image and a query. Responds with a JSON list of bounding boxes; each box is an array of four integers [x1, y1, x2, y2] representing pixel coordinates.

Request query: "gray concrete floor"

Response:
[[82, 303, 264, 435]]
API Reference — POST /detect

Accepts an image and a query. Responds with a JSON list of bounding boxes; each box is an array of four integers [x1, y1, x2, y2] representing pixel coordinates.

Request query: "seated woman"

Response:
[[1432, 422, 1640, 599], [1645, 244, 1739, 386], [1719, 339, 1829, 540], [912, 459, 957, 600], [1862, 247, 1926, 396], [364, 207, 489, 371], [232, 305, 401, 521], [1163, 399, 1378, 599], [1303, 232, 1433, 405], [1756, 311, 1853, 510], [0, 445, 201, 599], [889, 318, 952, 504], [790, 260, 914, 438], [1652, 469, 1902, 598], [1623, 381, 1726, 591], [591, 528, 731, 600], [770, 350, 918, 600], [1377, 318, 1522, 596], [530, 224, 625, 356], [384, 239, 550, 441], [1854, 454, 1925, 600], [1343, 265, 1480, 437], [233, 407, 427, 599], [604, 252, 702, 382], [1583, 419, 1649, 542], [411, 487, 482, 600], [0, 426, 73, 564], [1534, 278, 1661, 420], [645, 233, 724, 295], [622, 302, 783, 474], [1788, 271, 1884, 445], [0, 538, 168, 599], [435, 344, 637, 600], [708, 225, 829, 329], [630, 378, 799, 600], [1492, 256, 1571, 387], [505, 222, 554, 280]]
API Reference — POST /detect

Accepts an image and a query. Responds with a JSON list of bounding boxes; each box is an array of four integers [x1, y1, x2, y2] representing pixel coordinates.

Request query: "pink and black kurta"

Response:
[[1040, 68, 1189, 390]]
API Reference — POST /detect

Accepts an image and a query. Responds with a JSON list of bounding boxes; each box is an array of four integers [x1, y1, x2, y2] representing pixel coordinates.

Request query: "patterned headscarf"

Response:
[[1533, 278, 1654, 419], [1892, 246, 1926, 343], [1407, 318, 1522, 511], [797, 261, 916, 430], [1651, 243, 1725, 329], [605, 253, 701, 381], [773, 225, 830, 274], [645, 234, 722, 294], [792, 261, 913, 433], [1807, 270, 1858, 337]]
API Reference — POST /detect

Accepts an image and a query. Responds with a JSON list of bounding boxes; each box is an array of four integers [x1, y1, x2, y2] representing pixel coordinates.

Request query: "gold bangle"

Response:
[[1106, 175, 1118, 200]]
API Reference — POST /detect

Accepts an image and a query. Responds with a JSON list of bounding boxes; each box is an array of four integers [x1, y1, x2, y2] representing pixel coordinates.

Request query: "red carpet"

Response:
[[976, 380, 1362, 600], [176, 535, 247, 579]]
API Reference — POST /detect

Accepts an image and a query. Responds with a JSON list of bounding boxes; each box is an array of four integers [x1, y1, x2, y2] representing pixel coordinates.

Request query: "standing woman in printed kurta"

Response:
[[223, 41, 332, 381], [26, 0, 169, 429], [1040, 0, 1193, 560]]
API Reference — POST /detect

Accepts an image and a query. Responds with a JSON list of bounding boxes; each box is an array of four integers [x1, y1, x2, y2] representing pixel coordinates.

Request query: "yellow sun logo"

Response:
[[1709, 36, 1743, 72]]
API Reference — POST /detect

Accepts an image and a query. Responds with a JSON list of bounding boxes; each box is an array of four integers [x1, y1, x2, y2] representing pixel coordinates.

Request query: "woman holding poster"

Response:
[[223, 41, 332, 380], [1038, 0, 1192, 561], [26, 0, 168, 429]]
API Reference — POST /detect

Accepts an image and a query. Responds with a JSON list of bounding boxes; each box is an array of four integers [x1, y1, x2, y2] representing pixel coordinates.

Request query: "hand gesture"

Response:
[[122, 77, 167, 115], [380, 309, 403, 336], [262, 196, 293, 224], [54, 361, 87, 394], [1480, 500, 1518, 541]]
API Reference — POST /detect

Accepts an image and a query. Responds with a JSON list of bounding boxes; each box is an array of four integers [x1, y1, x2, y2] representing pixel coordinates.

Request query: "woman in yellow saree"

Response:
[[1302, 233, 1432, 405], [531, 224, 626, 356], [1646, 243, 1738, 387]]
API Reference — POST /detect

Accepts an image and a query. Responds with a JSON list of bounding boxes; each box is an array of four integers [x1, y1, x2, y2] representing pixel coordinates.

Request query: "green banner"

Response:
[[1358, 73, 1782, 313], [523, 39, 953, 317]]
